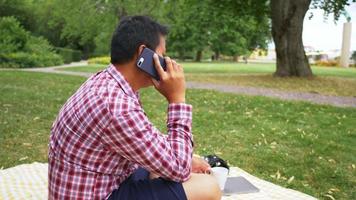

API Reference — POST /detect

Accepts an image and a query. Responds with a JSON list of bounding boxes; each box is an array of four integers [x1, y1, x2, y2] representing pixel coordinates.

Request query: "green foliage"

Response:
[[164, 0, 270, 60], [25, 35, 54, 54], [0, 16, 63, 68], [0, 0, 271, 60], [0, 0, 36, 31], [1, 0, 354, 67], [88, 56, 110, 65], [0, 16, 28, 53], [310, 0, 356, 21], [54, 47, 82, 64], [352, 51, 356, 65], [0, 52, 63, 68]]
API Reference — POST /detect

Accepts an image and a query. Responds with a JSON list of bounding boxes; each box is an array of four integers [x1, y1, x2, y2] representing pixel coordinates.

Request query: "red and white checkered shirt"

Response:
[[48, 64, 193, 200]]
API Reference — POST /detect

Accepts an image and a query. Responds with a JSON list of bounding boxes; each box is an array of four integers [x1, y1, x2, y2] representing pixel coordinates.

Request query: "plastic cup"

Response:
[[211, 167, 229, 190]]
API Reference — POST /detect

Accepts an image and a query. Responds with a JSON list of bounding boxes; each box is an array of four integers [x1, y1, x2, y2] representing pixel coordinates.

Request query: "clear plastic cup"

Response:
[[211, 167, 229, 190]]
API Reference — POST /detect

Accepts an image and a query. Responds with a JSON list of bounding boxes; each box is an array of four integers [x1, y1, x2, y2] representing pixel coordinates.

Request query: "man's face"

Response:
[[155, 35, 166, 57]]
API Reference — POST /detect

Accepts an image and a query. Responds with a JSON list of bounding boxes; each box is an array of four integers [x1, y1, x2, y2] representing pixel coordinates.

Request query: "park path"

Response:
[[10, 62, 356, 108]]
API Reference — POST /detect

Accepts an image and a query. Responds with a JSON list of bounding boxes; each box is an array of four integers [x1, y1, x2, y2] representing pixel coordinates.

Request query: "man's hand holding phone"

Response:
[[151, 54, 186, 104]]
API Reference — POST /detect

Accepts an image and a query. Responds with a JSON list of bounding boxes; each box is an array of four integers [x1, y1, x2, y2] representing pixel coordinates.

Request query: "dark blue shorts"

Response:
[[108, 167, 187, 200]]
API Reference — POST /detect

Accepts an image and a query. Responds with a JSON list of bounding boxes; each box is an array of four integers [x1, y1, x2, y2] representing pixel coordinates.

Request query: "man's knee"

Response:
[[183, 173, 222, 200]]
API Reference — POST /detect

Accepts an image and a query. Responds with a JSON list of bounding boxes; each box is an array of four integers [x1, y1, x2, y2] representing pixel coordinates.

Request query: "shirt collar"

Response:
[[107, 64, 139, 98]]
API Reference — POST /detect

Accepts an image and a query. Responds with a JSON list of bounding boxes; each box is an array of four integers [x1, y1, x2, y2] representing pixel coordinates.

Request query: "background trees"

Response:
[[0, 0, 270, 61], [0, 0, 354, 74]]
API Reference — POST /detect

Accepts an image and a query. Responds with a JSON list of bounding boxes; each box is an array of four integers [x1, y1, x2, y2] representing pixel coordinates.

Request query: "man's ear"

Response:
[[137, 45, 146, 56]]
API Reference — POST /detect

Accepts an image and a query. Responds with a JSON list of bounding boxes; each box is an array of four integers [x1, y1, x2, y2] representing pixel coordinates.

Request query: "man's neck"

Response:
[[113, 62, 143, 92]]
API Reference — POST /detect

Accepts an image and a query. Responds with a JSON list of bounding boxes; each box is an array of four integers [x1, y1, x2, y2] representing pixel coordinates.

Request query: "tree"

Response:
[[208, 1, 270, 61], [271, 0, 312, 77], [0, 0, 36, 31], [271, 0, 355, 77], [165, 0, 270, 62], [164, 0, 213, 61], [352, 51, 356, 65]]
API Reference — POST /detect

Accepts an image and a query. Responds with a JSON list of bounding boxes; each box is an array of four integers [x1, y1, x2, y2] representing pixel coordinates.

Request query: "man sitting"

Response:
[[48, 15, 221, 200]]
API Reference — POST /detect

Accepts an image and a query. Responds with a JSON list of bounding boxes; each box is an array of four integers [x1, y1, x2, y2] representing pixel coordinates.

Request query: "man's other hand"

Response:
[[192, 156, 211, 174]]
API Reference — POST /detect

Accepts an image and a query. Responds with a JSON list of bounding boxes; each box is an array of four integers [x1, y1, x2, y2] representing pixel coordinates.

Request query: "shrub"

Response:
[[25, 35, 54, 54], [314, 60, 338, 67], [0, 16, 28, 53], [352, 51, 356, 65], [0, 52, 63, 68], [0, 16, 64, 68], [88, 56, 110, 65], [54, 47, 82, 64]]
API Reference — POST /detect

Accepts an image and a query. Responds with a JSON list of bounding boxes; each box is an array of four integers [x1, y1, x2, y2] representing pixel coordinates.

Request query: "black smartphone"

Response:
[[136, 47, 166, 80]]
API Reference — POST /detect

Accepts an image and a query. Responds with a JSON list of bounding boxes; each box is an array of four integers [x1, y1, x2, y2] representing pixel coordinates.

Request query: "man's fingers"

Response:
[[205, 168, 212, 174], [153, 54, 165, 79], [165, 56, 173, 72], [172, 59, 179, 71], [151, 78, 160, 88]]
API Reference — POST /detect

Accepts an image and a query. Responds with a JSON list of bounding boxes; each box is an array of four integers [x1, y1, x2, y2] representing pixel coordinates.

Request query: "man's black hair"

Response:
[[110, 15, 168, 64]]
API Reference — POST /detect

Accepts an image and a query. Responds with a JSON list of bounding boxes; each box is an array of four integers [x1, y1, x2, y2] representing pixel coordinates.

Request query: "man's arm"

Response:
[[103, 102, 193, 182], [104, 55, 193, 182]]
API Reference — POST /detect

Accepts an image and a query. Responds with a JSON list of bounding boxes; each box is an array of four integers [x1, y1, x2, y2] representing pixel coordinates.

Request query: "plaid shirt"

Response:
[[48, 64, 193, 200]]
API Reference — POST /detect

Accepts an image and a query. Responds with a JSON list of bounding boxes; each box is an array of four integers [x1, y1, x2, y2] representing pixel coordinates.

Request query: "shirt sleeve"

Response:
[[103, 103, 193, 182]]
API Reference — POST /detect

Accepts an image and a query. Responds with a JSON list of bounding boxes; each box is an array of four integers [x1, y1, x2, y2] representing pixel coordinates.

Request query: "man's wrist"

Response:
[[168, 97, 185, 104]]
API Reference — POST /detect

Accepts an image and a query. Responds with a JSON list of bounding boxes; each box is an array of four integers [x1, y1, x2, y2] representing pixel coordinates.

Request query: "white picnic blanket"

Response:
[[0, 162, 317, 200]]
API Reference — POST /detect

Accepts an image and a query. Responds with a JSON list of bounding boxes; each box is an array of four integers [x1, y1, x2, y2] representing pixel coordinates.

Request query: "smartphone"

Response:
[[136, 47, 166, 80]]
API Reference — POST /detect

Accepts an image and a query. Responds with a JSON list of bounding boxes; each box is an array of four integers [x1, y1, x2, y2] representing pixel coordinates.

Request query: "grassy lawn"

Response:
[[59, 63, 356, 97], [1, 71, 355, 199], [60, 62, 356, 78]]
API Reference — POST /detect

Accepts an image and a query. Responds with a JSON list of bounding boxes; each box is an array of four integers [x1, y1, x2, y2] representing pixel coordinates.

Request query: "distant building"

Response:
[[250, 46, 351, 65]]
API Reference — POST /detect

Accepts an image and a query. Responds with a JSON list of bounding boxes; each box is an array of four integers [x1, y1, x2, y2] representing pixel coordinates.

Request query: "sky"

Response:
[[269, 2, 356, 51]]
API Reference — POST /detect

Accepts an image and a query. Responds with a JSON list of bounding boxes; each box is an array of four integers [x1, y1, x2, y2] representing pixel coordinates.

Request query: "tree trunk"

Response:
[[214, 51, 220, 61], [178, 51, 185, 61], [233, 55, 239, 62], [195, 50, 202, 62], [271, 0, 313, 77]]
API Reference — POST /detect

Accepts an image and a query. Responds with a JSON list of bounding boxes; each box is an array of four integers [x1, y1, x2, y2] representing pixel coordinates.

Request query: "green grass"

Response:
[[0, 71, 85, 167], [60, 62, 356, 78], [59, 63, 356, 97], [1, 71, 355, 199]]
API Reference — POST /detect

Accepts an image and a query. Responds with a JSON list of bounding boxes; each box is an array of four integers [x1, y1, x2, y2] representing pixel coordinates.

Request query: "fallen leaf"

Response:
[[328, 159, 336, 164], [323, 194, 335, 200], [22, 143, 32, 146], [287, 176, 295, 184], [19, 156, 28, 161], [329, 188, 340, 192], [276, 170, 281, 180]]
